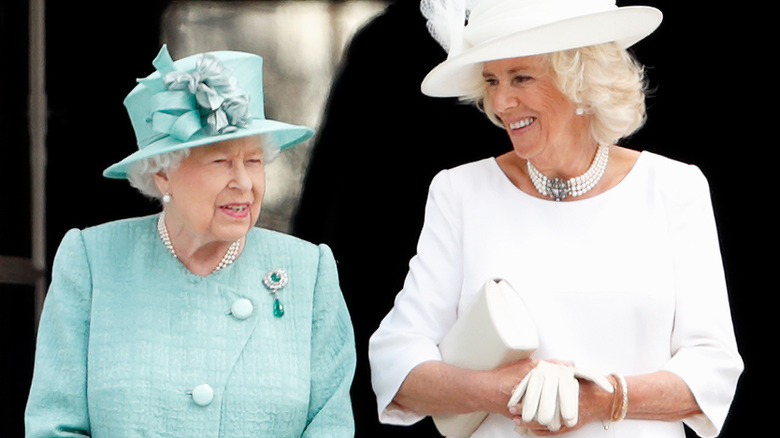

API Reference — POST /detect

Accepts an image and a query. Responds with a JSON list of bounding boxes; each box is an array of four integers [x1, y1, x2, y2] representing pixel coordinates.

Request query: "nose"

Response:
[[490, 82, 519, 115], [229, 162, 253, 191]]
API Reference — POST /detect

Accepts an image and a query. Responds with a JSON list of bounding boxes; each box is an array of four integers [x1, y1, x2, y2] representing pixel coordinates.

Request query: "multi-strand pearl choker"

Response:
[[157, 212, 240, 273], [527, 143, 609, 201]]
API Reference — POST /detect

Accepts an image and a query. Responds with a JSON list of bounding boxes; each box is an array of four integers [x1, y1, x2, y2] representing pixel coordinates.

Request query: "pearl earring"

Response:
[[575, 107, 585, 116], [162, 193, 172, 204]]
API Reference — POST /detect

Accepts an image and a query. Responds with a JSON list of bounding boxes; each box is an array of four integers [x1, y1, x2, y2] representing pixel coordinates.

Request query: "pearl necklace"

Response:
[[157, 212, 240, 273], [527, 143, 609, 201]]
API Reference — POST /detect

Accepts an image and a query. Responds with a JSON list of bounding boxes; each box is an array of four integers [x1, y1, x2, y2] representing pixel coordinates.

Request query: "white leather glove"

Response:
[[507, 361, 613, 432]]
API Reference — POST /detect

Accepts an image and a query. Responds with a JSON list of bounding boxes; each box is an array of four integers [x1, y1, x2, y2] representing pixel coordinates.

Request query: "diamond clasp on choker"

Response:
[[527, 143, 610, 201]]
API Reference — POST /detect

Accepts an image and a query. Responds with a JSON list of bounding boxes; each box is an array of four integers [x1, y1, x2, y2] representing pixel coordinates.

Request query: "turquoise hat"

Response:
[[103, 45, 314, 179]]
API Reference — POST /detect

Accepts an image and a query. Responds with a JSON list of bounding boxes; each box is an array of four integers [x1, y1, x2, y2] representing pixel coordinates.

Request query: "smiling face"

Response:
[[154, 136, 266, 249], [483, 55, 591, 167]]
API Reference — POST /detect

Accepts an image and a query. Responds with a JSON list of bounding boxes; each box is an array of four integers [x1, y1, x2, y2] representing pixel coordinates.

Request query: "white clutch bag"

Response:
[[432, 279, 539, 437]]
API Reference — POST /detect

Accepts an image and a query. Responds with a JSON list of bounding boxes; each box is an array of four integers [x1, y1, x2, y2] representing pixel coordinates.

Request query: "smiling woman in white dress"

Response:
[[368, 1, 743, 437], [25, 45, 356, 437]]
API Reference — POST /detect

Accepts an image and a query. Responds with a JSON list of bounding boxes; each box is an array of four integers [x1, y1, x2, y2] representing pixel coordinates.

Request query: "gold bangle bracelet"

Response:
[[617, 376, 628, 421], [613, 374, 628, 422], [603, 373, 628, 429]]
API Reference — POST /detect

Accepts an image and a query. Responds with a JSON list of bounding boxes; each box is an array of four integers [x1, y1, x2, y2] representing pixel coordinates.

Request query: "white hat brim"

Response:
[[421, 6, 663, 97]]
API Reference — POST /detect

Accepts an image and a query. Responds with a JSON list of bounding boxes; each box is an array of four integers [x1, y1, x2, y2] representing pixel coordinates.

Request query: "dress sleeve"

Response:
[[661, 165, 743, 437], [25, 229, 93, 437], [368, 170, 465, 425], [302, 244, 357, 438]]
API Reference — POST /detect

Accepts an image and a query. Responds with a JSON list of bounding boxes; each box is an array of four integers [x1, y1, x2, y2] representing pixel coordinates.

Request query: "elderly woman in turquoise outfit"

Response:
[[25, 46, 356, 437]]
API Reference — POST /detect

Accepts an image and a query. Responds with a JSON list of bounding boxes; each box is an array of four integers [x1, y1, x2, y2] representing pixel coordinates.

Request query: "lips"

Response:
[[220, 203, 251, 218], [508, 117, 536, 130]]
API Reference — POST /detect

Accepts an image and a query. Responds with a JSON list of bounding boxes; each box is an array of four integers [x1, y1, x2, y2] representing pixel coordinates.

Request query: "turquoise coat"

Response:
[[25, 215, 356, 437]]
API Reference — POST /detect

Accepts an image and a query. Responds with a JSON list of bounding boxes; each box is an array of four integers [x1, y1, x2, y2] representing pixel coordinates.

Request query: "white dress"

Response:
[[368, 152, 743, 438]]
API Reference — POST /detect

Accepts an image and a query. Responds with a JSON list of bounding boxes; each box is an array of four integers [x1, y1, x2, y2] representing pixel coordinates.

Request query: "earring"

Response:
[[162, 193, 172, 204], [575, 107, 585, 116]]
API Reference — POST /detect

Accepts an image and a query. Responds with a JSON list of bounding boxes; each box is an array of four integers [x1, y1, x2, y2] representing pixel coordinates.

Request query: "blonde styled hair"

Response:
[[468, 42, 649, 146]]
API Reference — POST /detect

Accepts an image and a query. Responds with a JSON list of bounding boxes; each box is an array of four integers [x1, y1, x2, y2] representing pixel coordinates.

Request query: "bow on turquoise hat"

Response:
[[103, 45, 314, 179], [140, 45, 252, 146]]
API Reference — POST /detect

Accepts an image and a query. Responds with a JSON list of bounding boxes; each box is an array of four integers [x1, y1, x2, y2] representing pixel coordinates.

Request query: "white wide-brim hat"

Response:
[[421, 0, 663, 97]]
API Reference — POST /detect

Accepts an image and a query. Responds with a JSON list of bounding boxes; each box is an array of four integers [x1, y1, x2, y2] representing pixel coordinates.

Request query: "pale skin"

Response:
[[393, 55, 703, 434], [153, 136, 266, 276]]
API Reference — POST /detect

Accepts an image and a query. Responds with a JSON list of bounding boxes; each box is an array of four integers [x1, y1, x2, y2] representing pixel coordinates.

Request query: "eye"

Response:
[[512, 74, 532, 85], [483, 76, 498, 86], [246, 155, 264, 165]]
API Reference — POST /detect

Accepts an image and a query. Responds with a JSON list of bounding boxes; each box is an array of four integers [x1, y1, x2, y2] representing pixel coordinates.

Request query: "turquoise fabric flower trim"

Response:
[[142, 45, 251, 142]]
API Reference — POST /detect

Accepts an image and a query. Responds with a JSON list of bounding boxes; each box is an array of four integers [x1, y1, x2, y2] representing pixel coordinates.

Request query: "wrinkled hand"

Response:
[[506, 360, 612, 432]]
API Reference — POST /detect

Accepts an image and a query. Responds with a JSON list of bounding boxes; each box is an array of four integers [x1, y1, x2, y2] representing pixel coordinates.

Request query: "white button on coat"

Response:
[[191, 383, 214, 406], [231, 298, 254, 320]]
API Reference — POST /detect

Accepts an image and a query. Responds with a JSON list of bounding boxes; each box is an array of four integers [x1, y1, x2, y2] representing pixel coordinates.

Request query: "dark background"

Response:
[[1, 0, 767, 437]]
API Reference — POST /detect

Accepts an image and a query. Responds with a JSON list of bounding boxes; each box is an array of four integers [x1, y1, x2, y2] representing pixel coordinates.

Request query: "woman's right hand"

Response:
[[490, 358, 541, 412], [505, 361, 614, 433]]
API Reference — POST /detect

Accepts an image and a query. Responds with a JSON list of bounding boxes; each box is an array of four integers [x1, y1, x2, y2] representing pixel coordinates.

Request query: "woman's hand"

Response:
[[488, 357, 542, 415], [508, 370, 704, 435], [506, 361, 613, 433], [510, 377, 614, 435]]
